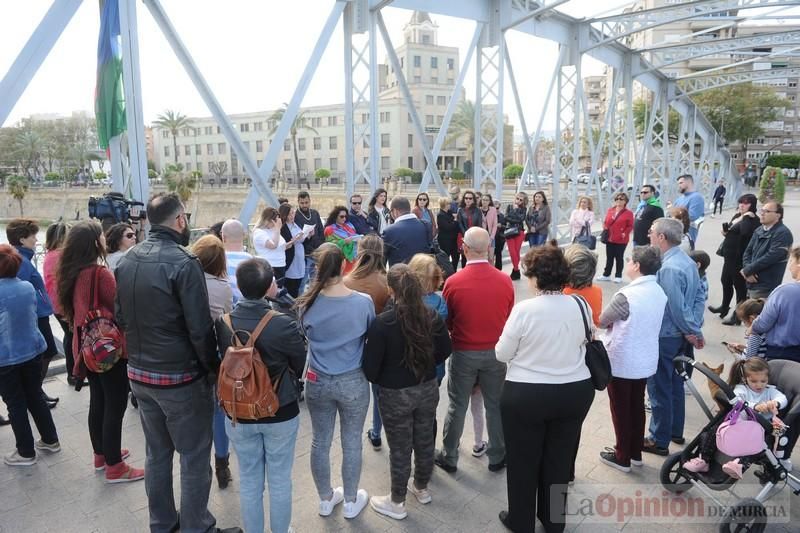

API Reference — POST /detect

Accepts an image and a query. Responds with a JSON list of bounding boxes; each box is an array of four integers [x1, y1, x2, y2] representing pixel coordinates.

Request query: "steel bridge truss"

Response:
[[4, 0, 795, 229]]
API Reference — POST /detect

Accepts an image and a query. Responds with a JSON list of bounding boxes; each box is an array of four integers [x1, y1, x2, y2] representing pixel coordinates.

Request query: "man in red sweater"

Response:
[[436, 227, 514, 473]]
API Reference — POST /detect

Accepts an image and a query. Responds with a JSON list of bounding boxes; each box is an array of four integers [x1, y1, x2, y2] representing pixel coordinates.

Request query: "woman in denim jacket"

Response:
[[0, 244, 60, 466]]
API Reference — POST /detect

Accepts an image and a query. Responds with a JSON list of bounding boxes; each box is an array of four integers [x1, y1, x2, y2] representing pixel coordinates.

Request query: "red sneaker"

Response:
[[105, 461, 144, 484], [94, 449, 131, 471]]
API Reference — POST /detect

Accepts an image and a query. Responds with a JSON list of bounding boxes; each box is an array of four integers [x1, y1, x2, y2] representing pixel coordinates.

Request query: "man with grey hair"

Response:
[[221, 219, 253, 303], [383, 196, 432, 266], [436, 227, 514, 473], [643, 217, 704, 456]]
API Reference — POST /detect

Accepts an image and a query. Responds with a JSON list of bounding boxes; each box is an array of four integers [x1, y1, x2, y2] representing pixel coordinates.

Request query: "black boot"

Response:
[[510, 269, 520, 280], [707, 304, 729, 318], [722, 313, 742, 326], [215, 454, 232, 489]]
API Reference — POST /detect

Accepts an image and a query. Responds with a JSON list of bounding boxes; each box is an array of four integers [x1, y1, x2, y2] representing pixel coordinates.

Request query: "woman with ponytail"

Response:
[[297, 244, 375, 519], [362, 264, 452, 520]]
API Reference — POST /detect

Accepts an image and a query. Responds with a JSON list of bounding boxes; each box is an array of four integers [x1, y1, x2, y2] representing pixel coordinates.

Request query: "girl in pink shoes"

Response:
[[683, 358, 787, 479]]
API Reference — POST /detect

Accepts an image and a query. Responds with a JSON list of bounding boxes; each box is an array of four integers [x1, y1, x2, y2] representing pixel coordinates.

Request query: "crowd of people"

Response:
[[1, 173, 798, 533]]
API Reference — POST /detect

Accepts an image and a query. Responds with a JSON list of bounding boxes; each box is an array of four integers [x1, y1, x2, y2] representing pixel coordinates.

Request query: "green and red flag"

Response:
[[95, 0, 126, 150]]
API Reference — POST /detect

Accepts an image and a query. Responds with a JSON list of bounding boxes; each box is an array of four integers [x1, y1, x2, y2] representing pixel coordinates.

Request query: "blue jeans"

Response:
[[300, 256, 316, 294], [305, 367, 369, 502], [226, 415, 300, 533], [370, 383, 382, 438], [647, 336, 687, 448], [212, 390, 229, 458], [527, 232, 547, 247]]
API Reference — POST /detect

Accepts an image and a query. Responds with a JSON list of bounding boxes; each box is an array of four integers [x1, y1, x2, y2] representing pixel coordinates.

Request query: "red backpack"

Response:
[[79, 267, 123, 373]]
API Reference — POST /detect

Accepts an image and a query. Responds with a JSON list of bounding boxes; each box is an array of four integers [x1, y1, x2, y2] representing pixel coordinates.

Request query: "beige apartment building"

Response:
[[152, 11, 498, 184]]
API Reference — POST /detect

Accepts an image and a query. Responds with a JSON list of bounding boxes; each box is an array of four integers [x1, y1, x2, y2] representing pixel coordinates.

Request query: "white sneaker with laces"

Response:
[[407, 477, 432, 504], [343, 489, 369, 519], [471, 440, 488, 457], [370, 494, 407, 520], [613, 277, 623, 283], [34, 439, 61, 453], [596, 275, 611, 282], [318, 486, 344, 517], [4, 450, 37, 466]]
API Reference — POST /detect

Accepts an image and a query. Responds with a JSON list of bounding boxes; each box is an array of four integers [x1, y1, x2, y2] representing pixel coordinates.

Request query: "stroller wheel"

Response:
[[659, 452, 693, 494], [719, 498, 767, 533]]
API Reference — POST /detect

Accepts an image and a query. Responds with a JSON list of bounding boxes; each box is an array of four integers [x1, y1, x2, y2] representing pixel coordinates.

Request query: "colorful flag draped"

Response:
[[95, 0, 126, 150]]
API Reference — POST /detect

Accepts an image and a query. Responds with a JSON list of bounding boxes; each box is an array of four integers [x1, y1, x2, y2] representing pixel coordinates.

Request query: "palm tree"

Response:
[[446, 100, 478, 177], [164, 163, 197, 205], [153, 110, 190, 164], [268, 104, 318, 185], [7, 175, 28, 215], [14, 130, 43, 179]]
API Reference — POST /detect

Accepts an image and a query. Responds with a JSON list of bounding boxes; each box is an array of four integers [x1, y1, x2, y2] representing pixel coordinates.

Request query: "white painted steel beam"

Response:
[[0, 0, 84, 126], [677, 66, 800, 95]]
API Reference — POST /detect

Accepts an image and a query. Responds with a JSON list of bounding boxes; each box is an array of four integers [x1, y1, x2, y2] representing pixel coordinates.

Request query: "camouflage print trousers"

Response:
[[378, 378, 440, 502]]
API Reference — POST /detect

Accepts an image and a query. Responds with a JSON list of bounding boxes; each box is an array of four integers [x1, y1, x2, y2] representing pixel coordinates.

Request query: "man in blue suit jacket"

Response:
[[383, 196, 432, 266]]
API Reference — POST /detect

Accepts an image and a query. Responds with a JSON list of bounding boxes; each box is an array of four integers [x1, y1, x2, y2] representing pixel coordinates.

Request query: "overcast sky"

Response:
[[2, 1, 798, 136]]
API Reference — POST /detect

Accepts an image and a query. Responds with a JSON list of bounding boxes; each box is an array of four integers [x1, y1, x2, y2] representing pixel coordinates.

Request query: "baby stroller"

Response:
[[659, 356, 800, 532]]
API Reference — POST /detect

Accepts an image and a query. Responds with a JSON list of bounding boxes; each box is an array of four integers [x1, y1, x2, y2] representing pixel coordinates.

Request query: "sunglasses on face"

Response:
[[464, 197, 474, 201], [351, 201, 362, 205], [418, 197, 428, 202]]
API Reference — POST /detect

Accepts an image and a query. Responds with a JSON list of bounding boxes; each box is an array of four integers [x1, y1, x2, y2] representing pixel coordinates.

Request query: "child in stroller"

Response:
[[683, 358, 788, 478]]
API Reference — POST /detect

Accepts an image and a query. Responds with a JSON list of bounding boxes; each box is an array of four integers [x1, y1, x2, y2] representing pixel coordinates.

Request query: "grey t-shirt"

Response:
[[302, 291, 375, 375]]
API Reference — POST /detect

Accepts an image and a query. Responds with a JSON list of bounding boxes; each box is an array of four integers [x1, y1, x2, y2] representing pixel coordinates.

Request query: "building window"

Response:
[[298, 138, 306, 151], [284, 159, 292, 171], [244, 141, 250, 150], [422, 34, 430, 45], [414, 75, 421, 83], [330, 157, 338, 170], [314, 158, 322, 170], [254, 122, 262, 131], [240, 123, 249, 132], [447, 58, 454, 70], [408, 134, 413, 148], [284, 139, 291, 151], [381, 133, 390, 148], [185, 162, 192, 171], [161, 130, 169, 138], [431, 77, 438, 84], [425, 115, 434, 125], [195, 144, 201, 155], [256, 140, 263, 152], [408, 156, 413, 169], [208, 161, 214, 172], [329, 136, 338, 149], [431, 57, 438, 69], [437, 115, 444, 123], [164, 146, 170, 156], [206, 143, 213, 155], [363, 135, 370, 149], [218, 143, 226, 154], [312, 117, 322, 127], [313, 137, 321, 150], [400, 57, 404, 68], [381, 156, 390, 170], [408, 113, 413, 123], [437, 95, 447, 105], [413, 55, 421, 67], [362, 113, 369, 124], [328, 116, 338, 126], [426, 135, 434, 147], [184, 145, 191, 156], [216, 126, 222, 134], [267, 119, 277, 130], [379, 111, 390, 123], [204, 126, 213, 135], [426, 95, 434, 105]]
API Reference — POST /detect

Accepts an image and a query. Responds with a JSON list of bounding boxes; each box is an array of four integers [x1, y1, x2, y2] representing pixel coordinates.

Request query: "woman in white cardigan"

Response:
[[495, 244, 595, 533], [597, 245, 667, 473]]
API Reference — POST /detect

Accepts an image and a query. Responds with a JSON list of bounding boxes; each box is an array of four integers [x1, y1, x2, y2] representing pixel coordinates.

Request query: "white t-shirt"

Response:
[[252, 227, 286, 268]]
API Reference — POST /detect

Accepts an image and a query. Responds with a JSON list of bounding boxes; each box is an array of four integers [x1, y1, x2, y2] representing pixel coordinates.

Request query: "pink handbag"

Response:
[[716, 401, 766, 457]]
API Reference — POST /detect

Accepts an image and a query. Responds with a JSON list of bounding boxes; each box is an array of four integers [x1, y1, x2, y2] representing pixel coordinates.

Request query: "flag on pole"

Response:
[[95, 0, 126, 150]]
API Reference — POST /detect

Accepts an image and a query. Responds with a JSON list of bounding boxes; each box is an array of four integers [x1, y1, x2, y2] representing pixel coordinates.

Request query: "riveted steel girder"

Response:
[[585, 0, 799, 51], [678, 66, 800, 95], [644, 29, 800, 69]]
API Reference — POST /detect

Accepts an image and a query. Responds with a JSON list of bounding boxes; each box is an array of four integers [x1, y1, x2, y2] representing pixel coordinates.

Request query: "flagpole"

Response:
[[109, 135, 125, 193]]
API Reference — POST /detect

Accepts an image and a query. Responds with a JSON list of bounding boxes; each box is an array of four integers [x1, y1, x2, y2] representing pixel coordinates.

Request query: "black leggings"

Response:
[[494, 237, 506, 270], [440, 243, 459, 273], [284, 278, 302, 298], [603, 242, 627, 278], [87, 360, 129, 466], [36, 317, 57, 383], [713, 199, 724, 215], [56, 317, 74, 379], [720, 258, 747, 310]]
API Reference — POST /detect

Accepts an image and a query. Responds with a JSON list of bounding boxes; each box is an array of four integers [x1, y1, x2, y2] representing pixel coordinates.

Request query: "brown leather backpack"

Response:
[[218, 311, 282, 424]]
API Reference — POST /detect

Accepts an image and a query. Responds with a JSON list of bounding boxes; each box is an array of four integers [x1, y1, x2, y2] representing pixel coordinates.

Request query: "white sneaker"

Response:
[[343, 489, 368, 519], [34, 439, 61, 453], [370, 494, 407, 520], [318, 486, 344, 517], [407, 477, 432, 504], [596, 275, 611, 282], [613, 277, 623, 283], [631, 458, 643, 467], [4, 450, 37, 466]]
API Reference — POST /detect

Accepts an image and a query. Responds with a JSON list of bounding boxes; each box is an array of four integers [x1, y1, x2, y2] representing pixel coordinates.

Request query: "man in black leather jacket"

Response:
[[115, 192, 241, 533]]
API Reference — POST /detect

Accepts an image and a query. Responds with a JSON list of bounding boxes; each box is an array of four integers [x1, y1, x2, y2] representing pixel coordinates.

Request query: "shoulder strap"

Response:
[[90, 265, 101, 309], [245, 311, 276, 348], [570, 295, 592, 342]]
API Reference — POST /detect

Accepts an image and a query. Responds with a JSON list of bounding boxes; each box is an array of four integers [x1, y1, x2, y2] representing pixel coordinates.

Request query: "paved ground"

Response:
[[1, 186, 799, 533]]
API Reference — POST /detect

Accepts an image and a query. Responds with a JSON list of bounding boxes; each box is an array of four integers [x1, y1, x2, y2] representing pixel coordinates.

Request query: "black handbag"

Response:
[[715, 241, 725, 257], [571, 295, 611, 391], [573, 222, 597, 250], [600, 229, 610, 244], [503, 226, 520, 239]]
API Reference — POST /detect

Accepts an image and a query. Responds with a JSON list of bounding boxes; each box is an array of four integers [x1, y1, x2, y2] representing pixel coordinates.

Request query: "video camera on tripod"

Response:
[[88, 192, 146, 228]]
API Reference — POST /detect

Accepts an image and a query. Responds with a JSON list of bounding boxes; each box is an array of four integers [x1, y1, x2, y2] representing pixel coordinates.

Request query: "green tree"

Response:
[[446, 100, 476, 176], [7, 175, 28, 215], [268, 104, 318, 184], [14, 129, 43, 179], [632, 98, 680, 141], [503, 164, 524, 179], [759, 166, 786, 204], [164, 163, 197, 204], [394, 167, 415, 178], [153, 110, 191, 164], [693, 84, 789, 159]]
